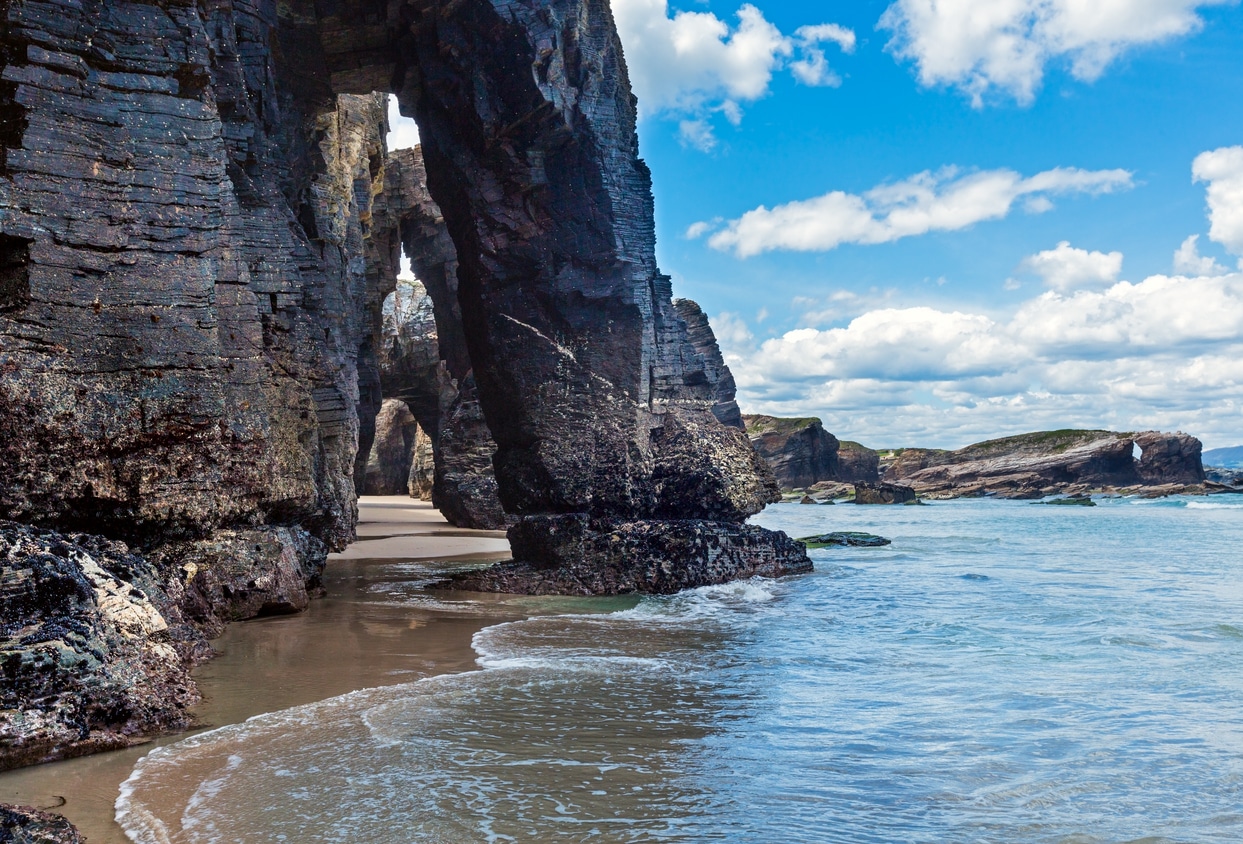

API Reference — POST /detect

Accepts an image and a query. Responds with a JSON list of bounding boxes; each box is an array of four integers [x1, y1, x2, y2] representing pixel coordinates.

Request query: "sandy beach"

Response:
[[0, 497, 514, 843]]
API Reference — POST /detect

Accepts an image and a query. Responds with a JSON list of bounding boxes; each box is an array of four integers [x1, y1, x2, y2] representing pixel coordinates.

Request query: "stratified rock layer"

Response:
[[884, 430, 1205, 498]]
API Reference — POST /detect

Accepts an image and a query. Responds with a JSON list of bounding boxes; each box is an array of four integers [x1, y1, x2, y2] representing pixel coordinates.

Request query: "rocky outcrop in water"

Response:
[[854, 482, 918, 505], [1, 522, 208, 769], [884, 430, 1205, 498], [0, 805, 86, 843]]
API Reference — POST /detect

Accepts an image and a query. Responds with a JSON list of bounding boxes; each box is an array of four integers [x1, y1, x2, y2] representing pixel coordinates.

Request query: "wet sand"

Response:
[[0, 497, 516, 843]]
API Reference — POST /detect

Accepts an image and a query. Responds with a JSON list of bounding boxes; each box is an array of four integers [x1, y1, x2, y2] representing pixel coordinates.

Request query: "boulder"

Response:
[[0, 805, 86, 843], [855, 482, 919, 505], [0, 523, 208, 770]]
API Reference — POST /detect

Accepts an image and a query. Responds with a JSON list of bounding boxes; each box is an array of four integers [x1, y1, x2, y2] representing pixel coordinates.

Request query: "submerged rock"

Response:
[[1044, 496, 1097, 506], [854, 482, 919, 505], [0, 523, 208, 770], [448, 517, 812, 596], [798, 532, 892, 548], [0, 805, 86, 843]]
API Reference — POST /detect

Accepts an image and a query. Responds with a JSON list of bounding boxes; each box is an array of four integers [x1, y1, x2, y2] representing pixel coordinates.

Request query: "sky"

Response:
[[391, 1, 1243, 450]]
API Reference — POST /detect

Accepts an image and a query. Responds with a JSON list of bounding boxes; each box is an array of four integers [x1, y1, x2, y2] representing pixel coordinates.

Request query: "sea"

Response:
[[115, 496, 1243, 843]]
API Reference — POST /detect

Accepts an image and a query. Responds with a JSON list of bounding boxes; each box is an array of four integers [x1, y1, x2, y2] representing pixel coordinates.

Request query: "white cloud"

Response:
[[879, 0, 1232, 106], [612, 0, 853, 131], [1174, 234, 1228, 275], [716, 268, 1243, 449], [1021, 241, 1123, 291], [678, 119, 718, 152], [386, 95, 420, 151], [704, 165, 1133, 258], [1192, 145, 1243, 255]]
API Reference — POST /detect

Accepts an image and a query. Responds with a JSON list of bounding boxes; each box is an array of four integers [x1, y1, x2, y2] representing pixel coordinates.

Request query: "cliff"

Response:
[[884, 430, 1205, 498], [0, 0, 807, 770], [743, 415, 880, 490]]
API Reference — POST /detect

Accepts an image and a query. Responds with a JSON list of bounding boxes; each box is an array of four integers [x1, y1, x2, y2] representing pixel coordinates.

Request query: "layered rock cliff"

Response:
[[884, 430, 1205, 498]]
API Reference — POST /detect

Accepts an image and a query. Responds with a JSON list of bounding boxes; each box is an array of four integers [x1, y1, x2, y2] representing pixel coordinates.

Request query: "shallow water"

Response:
[[119, 497, 1243, 843]]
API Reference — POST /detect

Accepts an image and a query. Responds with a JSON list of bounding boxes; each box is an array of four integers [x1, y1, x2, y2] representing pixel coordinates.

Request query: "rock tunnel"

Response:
[[0, 0, 809, 602]]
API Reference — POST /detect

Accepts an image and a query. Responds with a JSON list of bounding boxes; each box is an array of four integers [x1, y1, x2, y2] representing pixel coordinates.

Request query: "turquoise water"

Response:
[[118, 498, 1243, 843]]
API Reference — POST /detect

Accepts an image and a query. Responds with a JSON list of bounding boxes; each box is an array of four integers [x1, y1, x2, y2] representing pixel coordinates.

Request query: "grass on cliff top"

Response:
[[838, 440, 875, 453], [743, 414, 821, 435]]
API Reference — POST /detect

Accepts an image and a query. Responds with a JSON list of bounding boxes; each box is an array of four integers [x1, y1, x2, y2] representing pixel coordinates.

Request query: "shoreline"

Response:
[[0, 497, 515, 844]]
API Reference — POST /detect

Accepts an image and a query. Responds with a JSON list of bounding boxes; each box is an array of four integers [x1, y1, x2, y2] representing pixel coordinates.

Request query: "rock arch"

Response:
[[0, 0, 807, 596]]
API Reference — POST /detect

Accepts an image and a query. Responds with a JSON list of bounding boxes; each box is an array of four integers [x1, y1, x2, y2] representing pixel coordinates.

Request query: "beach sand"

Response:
[[0, 497, 515, 843]]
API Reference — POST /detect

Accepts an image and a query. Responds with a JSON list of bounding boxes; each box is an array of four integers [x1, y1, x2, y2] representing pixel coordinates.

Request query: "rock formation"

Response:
[[837, 441, 881, 484], [1, 522, 209, 768], [0, 804, 86, 843], [0, 0, 809, 767], [409, 424, 435, 500], [854, 482, 918, 505], [362, 399, 420, 497], [884, 430, 1205, 498], [672, 299, 745, 429], [745, 415, 841, 490]]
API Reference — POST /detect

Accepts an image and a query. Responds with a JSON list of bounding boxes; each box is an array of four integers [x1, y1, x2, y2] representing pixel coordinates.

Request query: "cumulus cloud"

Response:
[[699, 165, 1133, 258], [1192, 145, 1243, 256], [1173, 234, 1228, 275], [879, 0, 1232, 106], [612, 0, 853, 145], [1021, 241, 1123, 291], [386, 95, 420, 151], [717, 268, 1243, 448]]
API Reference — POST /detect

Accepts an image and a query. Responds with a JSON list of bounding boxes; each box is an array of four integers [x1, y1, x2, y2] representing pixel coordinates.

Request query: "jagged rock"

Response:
[[434, 376, 511, 530], [408, 424, 435, 501], [0, 805, 86, 843], [745, 416, 841, 491], [363, 399, 419, 497], [448, 516, 811, 596], [883, 430, 1205, 498], [1134, 432, 1205, 485], [671, 299, 745, 429], [836, 441, 881, 483], [0, 522, 208, 770], [855, 482, 918, 505]]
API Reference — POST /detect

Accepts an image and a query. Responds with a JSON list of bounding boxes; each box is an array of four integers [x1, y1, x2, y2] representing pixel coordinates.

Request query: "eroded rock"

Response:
[[0, 805, 86, 843], [0, 523, 208, 770]]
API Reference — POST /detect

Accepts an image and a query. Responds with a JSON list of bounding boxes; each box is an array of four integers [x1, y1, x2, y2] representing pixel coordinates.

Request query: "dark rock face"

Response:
[[363, 399, 419, 497], [1, 522, 208, 769], [836, 441, 881, 484], [799, 532, 891, 548], [672, 299, 745, 429], [0, 805, 86, 843], [854, 482, 918, 505], [409, 424, 435, 500], [883, 430, 1205, 498], [1134, 432, 1205, 485], [745, 416, 841, 491], [450, 516, 811, 596], [434, 376, 511, 530], [2, 0, 798, 615]]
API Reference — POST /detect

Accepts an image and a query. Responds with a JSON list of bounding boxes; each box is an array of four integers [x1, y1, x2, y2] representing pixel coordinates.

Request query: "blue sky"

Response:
[[616, 0, 1243, 449], [392, 1, 1243, 450]]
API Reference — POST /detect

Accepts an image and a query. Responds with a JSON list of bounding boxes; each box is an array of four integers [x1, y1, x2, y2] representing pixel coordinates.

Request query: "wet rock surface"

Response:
[[0, 805, 86, 843], [883, 430, 1206, 499], [449, 516, 812, 597], [0, 522, 208, 770], [798, 532, 891, 548]]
